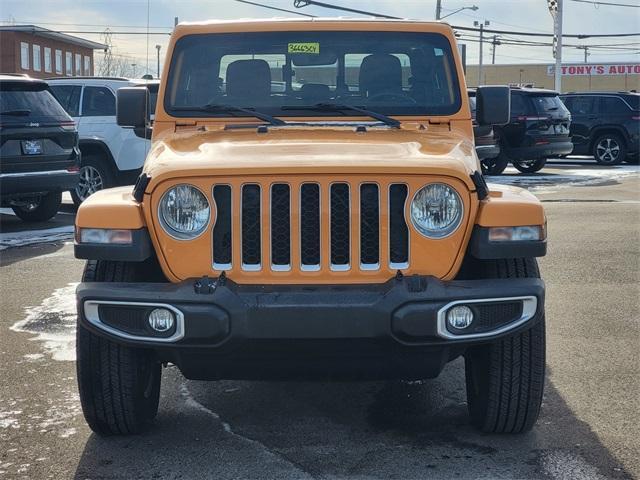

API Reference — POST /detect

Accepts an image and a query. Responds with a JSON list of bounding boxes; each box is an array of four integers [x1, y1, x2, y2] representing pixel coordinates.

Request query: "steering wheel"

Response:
[[366, 91, 417, 105]]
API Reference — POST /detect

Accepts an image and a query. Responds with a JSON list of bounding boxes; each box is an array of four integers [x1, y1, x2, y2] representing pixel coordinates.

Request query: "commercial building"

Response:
[[0, 25, 106, 79], [466, 62, 640, 92]]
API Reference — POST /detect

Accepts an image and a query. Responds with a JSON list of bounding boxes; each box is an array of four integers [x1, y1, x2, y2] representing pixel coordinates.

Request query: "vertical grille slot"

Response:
[[241, 184, 261, 270], [360, 183, 380, 269], [330, 183, 350, 270], [270, 183, 291, 270], [389, 184, 409, 268], [300, 183, 320, 270], [212, 185, 232, 269]]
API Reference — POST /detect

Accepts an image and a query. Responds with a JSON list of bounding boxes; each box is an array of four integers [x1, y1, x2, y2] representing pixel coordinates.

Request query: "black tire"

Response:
[[71, 155, 116, 206], [481, 152, 509, 175], [77, 260, 161, 435], [463, 258, 546, 434], [11, 191, 62, 222], [592, 133, 626, 166], [511, 158, 547, 174]]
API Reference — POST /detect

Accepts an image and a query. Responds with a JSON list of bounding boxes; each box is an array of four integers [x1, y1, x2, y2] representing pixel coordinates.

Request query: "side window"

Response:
[[81, 86, 116, 116], [569, 96, 595, 115], [599, 96, 627, 114], [510, 93, 528, 116], [49, 85, 81, 117]]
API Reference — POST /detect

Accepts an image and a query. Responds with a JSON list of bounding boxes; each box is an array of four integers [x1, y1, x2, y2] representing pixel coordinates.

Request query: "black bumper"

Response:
[[77, 275, 545, 381], [476, 143, 501, 160], [0, 169, 79, 196], [508, 139, 574, 159]]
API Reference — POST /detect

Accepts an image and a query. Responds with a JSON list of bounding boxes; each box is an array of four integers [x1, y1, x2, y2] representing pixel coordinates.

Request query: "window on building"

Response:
[[32, 44, 41, 71], [44, 47, 52, 73], [66, 52, 73, 75], [55, 49, 63, 74], [75, 53, 82, 75], [20, 42, 29, 70], [49, 85, 82, 117], [84, 56, 91, 76], [81, 86, 116, 116]]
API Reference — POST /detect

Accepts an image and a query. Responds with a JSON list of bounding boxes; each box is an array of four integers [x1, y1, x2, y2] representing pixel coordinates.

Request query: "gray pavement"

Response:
[[0, 161, 638, 479]]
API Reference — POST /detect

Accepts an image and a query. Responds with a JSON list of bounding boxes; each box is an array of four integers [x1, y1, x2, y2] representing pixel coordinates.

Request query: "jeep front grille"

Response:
[[210, 181, 410, 273]]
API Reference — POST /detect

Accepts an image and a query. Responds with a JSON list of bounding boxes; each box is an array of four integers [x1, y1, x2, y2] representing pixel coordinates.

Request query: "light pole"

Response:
[[155, 44, 161, 78], [474, 20, 490, 86], [131, 63, 137, 78], [439, 5, 479, 20], [491, 35, 500, 64], [553, 0, 564, 92]]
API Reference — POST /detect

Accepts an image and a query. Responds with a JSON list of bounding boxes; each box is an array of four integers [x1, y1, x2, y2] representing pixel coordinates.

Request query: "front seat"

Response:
[[225, 59, 272, 104], [359, 54, 403, 99]]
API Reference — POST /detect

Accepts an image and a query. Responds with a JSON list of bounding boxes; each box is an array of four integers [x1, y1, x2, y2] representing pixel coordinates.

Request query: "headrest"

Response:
[[226, 59, 271, 100], [359, 54, 402, 97]]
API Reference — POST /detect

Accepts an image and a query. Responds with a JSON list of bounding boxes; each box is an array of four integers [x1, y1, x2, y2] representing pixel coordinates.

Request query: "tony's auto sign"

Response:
[[547, 63, 640, 76]]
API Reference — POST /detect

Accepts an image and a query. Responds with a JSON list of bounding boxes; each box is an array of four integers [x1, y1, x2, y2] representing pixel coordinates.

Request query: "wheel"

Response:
[[511, 158, 547, 174], [11, 191, 62, 222], [481, 152, 509, 175], [76, 260, 161, 435], [71, 155, 115, 206], [463, 258, 546, 434], [593, 133, 626, 165]]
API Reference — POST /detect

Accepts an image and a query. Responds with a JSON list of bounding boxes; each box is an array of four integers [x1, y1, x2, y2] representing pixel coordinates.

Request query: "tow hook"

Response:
[[194, 271, 226, 294]]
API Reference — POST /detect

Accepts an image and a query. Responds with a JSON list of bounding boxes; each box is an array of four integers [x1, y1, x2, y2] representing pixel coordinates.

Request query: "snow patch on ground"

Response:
[[11, 283, 79, 362], [488, 165, 639, 193], [0, 410, 22, 429], [0, 225, 74, 251]]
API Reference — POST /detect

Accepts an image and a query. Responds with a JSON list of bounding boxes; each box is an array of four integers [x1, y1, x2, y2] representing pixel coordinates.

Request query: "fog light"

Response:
[[148, 308, 175, 332], [447, 305, 474, 329]]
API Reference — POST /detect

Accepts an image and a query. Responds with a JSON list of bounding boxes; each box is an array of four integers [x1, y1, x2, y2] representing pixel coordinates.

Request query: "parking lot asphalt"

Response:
[[0, 160, 638, 479]]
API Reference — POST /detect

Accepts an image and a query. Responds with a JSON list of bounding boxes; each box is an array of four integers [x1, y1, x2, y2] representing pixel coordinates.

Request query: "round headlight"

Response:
[[159, 184, 210, 239], [410, 183, 463, 238]]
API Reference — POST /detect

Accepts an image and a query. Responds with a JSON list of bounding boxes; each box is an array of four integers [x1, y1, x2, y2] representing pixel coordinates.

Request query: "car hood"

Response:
[[143, 126, 479, 192]]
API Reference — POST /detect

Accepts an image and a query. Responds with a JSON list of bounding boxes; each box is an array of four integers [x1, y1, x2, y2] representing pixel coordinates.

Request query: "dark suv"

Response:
[[483, 87, 573, 175], [560, 91, 639, 165], [0, 75, 80, 222]]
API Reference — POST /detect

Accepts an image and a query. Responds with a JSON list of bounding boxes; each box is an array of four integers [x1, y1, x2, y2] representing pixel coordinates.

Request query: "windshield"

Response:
[[0, 83, 71, 123], [165, 31, 462, 118]]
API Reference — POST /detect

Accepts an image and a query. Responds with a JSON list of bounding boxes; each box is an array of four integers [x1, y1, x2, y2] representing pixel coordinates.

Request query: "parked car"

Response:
[[73, 19, 548, 436], [484, 87, 573, 174], [560, 91, 639, 165], [468, 89, 500, 171], [0, 74, 80, 221], [48, 77, 159, 205]]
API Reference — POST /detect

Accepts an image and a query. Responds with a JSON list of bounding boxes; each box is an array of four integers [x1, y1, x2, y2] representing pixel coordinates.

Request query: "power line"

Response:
[[233, 0, 317, 17], [568, 0, 640, 7], [292, 0, 398, 19]]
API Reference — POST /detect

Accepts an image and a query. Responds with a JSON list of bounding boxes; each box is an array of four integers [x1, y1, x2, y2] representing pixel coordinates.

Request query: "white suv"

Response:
[[48, 77, 158, 205]]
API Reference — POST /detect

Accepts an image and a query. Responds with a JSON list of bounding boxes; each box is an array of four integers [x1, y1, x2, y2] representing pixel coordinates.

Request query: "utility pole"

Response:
[[435, 0, 442, 20], [491, 35, 500, 64], [577, 46, 589, 63], [174, 16, 179, 27], [155, 44, 161, 78], [553, 0, 563, 92], [474, 20, 489, 86]]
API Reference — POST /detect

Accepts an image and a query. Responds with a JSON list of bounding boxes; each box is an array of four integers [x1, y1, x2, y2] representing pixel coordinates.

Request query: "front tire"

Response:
[[593, 133, 626, 165], [11, 191, 62, 222], [76, 260, 161, 435], [512, 158, 546, 174], [464, 258, 546, 433]]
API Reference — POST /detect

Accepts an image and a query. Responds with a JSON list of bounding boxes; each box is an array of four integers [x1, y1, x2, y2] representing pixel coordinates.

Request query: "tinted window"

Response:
[[600, 96, 629, 114], [0, 82, 70, 122], [165, 31, 462, 117], [566, 96, 595, 115], [50, 85, 81, 117], [532, 95, 568, 114], [623, 94, 639, 110], [81, 86, 116, 116], [510, 93, 529, 116]]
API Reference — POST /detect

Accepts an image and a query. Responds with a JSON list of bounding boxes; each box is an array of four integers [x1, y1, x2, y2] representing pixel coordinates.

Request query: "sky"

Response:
[[0, 0, 638, 76]]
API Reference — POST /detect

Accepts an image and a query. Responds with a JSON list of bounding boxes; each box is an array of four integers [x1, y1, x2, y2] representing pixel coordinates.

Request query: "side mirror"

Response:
[[117, 87, 149, 129], [476, 86, 510, 126]]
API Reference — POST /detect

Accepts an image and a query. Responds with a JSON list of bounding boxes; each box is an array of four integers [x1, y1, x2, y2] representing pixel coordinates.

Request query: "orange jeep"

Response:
[[74, 19, 547, 436]]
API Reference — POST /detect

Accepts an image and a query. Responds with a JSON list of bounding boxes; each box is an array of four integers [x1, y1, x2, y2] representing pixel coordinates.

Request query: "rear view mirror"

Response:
[[476, 86, 510, 126], [117, 87, 149, 129]]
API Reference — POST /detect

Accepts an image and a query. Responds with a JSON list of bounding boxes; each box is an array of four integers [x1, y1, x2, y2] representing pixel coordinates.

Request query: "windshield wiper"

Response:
[[172, 103, 286, 126], [282, 103, 401, 128], [0, 109, 31, 116]]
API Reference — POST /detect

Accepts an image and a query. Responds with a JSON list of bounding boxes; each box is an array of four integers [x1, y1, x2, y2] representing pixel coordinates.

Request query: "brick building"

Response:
[[0, 25, 106, 79]]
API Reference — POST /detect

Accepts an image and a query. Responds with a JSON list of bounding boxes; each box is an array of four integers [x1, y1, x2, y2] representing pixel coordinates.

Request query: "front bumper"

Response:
[[77, 275, 545, 380]]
